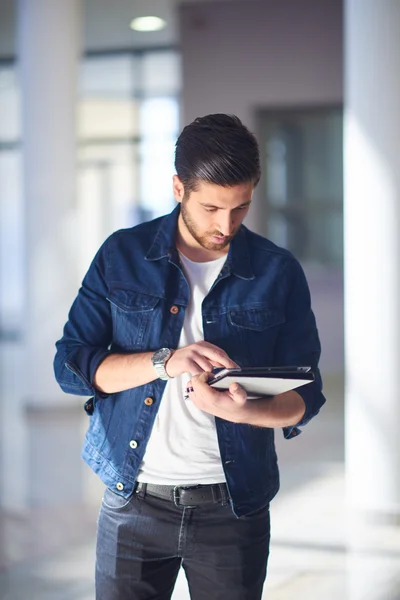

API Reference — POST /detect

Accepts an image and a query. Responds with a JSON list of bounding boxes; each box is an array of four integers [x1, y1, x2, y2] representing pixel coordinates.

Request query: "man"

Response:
[[54, 113, 325, 600]]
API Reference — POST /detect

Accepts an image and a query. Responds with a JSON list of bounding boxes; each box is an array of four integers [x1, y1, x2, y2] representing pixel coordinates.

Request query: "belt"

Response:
[[135, 482, 230, 508]]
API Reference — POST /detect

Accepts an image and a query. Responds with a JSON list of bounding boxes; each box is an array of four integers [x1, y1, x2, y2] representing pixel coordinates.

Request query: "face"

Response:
[[173, 176, 253, 259]]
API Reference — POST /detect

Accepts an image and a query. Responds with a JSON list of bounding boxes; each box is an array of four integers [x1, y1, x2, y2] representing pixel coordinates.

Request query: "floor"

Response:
[[0, 376, 399, 600]]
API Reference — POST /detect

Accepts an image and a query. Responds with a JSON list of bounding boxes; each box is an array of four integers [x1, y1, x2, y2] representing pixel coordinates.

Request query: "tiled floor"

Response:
[[1, 376, 399, 600]]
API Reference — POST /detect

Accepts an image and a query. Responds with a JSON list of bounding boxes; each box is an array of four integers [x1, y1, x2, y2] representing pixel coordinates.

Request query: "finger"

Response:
[[229, 382, 247, 404], [209, 354, 238, 369], [188, 365, 206, 376], [212, 360, 237, 368], [185, 358, 213, 375], [189, 342, 239, 369], [190, 372, 209, 390], [196, 347, 238, 369], [206, 347, 238, 368], [197, 372, 210, 384], [189, 355, 217, 373]]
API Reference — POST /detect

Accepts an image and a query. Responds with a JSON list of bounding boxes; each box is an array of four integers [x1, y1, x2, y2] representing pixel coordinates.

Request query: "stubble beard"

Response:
[[180, 199, 236, 251]]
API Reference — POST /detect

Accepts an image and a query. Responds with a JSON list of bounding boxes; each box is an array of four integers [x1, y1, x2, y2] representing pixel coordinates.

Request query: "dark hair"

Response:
[[175, 113, 261, 193]]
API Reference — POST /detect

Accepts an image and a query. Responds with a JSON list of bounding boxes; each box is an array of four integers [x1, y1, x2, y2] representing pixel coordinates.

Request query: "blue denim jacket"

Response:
[[54, 205, 325, 517]]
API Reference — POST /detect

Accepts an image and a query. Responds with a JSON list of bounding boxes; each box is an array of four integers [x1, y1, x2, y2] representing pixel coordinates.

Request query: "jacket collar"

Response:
[[145, 204, 255, 281]]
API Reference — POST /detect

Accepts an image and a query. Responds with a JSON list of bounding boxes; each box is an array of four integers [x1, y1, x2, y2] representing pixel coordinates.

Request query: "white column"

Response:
[[344, 0, 400, 521], [19, 0, 82, 398], [3, 0, 83, 509]]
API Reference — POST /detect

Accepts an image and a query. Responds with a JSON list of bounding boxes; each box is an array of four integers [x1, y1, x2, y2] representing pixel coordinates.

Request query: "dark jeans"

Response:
[[96, 487, 271, 600]]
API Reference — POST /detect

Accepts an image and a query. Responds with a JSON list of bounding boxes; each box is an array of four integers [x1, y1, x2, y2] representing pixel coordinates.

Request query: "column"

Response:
[[2, 0, 83, 509], [344, 0, 400, 522]]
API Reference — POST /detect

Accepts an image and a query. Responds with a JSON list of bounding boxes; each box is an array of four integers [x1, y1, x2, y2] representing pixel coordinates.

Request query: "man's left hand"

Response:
[[186, 372, 248, 422]]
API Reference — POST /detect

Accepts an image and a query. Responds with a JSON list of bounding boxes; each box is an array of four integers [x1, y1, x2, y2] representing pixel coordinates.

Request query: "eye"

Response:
[[204, 207, 217, 212]]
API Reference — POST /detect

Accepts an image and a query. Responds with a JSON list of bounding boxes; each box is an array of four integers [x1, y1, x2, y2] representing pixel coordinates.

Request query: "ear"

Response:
[[173, 175, 185, 203]]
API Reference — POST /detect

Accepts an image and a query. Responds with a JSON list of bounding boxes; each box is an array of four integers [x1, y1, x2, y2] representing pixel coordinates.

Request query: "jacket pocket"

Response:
[[107, 289, 160, 349], [229, 307, 284, 331], [227, 307, 285, 365]]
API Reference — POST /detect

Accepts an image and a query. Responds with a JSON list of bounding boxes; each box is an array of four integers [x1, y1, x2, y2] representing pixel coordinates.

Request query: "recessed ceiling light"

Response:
[[130, 16, 166, 32]]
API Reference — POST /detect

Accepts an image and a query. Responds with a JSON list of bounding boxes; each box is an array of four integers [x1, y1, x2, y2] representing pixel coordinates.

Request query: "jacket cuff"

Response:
[[282, 380, 325, 440], [65, 346, 110, 394]]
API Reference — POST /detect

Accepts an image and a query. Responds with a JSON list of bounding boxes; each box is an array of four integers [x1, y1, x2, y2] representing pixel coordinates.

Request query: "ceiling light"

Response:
[[130, 16, 166, 32]]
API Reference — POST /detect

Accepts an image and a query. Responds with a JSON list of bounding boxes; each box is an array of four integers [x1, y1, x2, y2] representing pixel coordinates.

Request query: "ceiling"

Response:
[[0, 0, 235, 58]]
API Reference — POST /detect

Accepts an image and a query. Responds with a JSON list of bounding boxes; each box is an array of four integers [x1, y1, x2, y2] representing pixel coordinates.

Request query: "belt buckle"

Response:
[[173, 485, 200, 508]]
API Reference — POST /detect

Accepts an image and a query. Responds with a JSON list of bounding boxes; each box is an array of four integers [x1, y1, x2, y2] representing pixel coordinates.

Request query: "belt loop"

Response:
[[219, 483, 229, 506], [136, 482, 147, 498], [173, 485, 181, 507]]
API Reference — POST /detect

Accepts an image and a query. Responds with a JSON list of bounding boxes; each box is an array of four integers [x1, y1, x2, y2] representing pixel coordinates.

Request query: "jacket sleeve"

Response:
[[53, 240, 112, 396], [274, 257, 326, 439]]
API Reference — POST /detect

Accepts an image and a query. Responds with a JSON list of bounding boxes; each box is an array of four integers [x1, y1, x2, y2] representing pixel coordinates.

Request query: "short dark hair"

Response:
[[175, 114, 261, 193]]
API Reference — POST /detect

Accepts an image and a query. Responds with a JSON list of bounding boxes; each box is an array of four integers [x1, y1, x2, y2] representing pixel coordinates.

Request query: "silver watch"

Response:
[[151, 348, 173, 380]]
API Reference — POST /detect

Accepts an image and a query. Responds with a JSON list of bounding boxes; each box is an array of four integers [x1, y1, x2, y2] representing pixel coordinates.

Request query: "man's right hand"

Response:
[[93, 342, 238, 394], [165, 341, 238, 378]]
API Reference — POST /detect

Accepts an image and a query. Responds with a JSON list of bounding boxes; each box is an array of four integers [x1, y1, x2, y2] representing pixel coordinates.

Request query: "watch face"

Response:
[[153, 348, 171, 363]]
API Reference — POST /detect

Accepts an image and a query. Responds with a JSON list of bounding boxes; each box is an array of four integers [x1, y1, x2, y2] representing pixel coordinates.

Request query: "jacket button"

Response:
[[144, 397, 154, 406], [116, 482, 124, 491], [170, 305, 179, 314], [129, 440, 138, 449]]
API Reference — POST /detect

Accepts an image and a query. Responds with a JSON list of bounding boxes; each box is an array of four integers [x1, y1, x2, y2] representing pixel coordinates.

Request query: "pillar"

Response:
[[344, 0, 400, 522], [1, 0, 83, 509]]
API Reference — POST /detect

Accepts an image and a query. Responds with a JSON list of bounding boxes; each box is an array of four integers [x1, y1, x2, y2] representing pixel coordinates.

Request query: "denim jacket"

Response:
[[54, 205, 325, 517]]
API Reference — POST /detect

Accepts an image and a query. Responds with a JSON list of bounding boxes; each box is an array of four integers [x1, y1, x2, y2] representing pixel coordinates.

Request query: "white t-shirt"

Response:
[[137, 252, 227, 485]]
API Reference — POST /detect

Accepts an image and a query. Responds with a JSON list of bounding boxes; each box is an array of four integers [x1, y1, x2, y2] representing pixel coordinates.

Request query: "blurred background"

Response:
[[0, 0, 399, 598]]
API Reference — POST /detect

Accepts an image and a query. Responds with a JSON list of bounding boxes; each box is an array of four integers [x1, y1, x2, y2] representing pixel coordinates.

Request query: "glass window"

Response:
[[78, 98, 139, 139], [139, 97, 179, 216], [79, 55, 137, 98], [0, 150, 24, 336], [78, 50, 180, 254], [0, 49, 181, 336], [259, 108, 343, 268], [0, 67, 20, 141], [78, 142, 139, 275], [141, 51, 181, 96], [0, 64, 23, 336]]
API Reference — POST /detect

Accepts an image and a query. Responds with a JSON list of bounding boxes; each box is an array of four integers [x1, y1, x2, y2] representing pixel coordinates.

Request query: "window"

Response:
[[258, 108, 343, 268], [0, 49, 181, 333], [77, 50, 180, 273], [0, 66, 23, 337]]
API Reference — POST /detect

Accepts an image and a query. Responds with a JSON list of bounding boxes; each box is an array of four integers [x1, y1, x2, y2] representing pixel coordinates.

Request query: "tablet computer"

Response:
[[208, 366, 314, 399]]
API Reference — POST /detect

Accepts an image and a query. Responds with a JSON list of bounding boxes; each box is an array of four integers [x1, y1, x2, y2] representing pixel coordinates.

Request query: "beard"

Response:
[[180, 199, 237, 251]]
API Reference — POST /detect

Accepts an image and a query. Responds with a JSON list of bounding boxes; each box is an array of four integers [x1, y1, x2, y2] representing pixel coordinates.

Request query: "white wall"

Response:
[[179, 0, 344, 375], [179, 0, 343, 125]]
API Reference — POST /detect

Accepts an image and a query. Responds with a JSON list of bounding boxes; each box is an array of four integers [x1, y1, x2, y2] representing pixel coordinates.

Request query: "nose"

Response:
[[217, 213, 235, 236]]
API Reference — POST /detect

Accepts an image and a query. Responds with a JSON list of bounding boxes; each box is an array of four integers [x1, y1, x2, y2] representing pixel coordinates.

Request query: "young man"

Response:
[[54, 113, 325, 600]]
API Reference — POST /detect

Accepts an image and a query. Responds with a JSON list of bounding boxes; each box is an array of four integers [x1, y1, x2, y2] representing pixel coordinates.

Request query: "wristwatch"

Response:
[[151, 348, 173, 380]]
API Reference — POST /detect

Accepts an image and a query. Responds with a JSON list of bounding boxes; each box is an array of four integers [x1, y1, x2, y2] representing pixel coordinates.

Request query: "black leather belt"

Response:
[[135, 482, 230, 508]]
